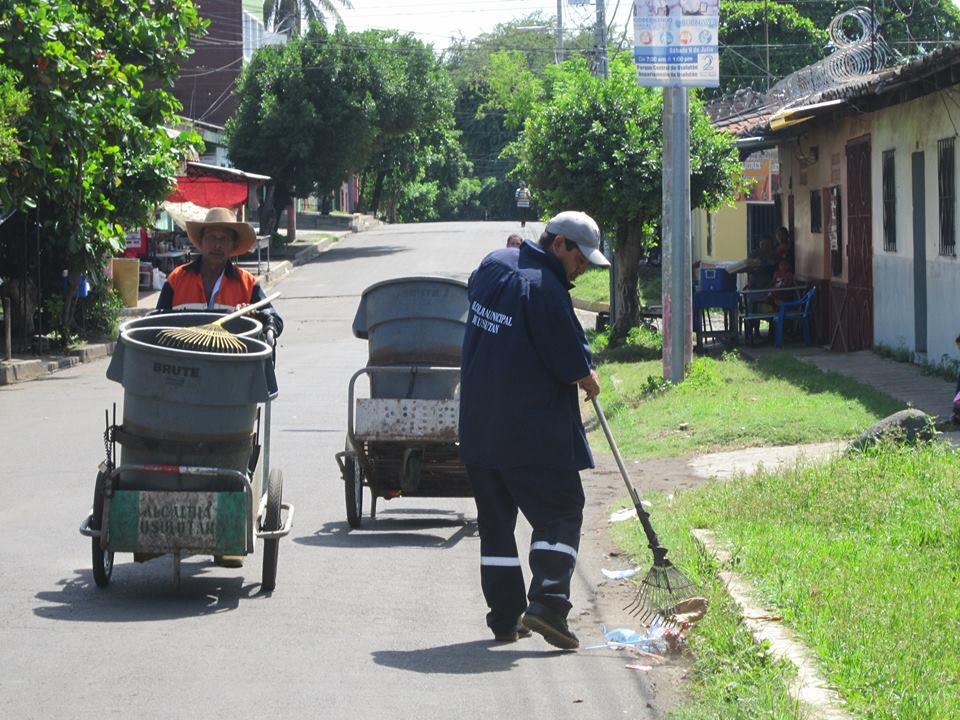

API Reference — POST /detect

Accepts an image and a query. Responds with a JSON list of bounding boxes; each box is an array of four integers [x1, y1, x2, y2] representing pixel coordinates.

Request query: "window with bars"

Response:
[[882, 150, 896, 251], [939, 137, 956, 256], [810, 189, 822, 233]]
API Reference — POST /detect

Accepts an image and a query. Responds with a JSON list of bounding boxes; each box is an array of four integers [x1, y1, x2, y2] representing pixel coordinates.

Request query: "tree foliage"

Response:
[[0, 0, 203, 326], [227, 24, 456, 224], [514, 54, 746, 338], [443, 16, 597, 220], [718, 1, 826, 95]]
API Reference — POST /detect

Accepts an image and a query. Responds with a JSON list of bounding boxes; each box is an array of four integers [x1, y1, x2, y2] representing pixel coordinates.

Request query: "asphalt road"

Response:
[[0, 221, 684, 719]]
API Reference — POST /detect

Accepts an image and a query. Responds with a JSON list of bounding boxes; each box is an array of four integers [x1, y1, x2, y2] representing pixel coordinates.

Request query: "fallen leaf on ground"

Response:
[[665, 596, 709, 625]]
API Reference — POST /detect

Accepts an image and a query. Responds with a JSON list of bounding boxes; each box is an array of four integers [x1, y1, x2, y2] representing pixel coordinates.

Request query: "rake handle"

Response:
[[210, 291, 281, 327], [591, 396, 666, 557]]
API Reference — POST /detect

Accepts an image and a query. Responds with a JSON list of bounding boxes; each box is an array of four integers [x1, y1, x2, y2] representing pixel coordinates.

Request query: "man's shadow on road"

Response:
[[372, 640, 567, 675]]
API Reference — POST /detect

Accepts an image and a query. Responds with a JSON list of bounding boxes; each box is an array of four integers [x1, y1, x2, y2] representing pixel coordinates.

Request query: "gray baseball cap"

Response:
[[545, 211, 610, 267]]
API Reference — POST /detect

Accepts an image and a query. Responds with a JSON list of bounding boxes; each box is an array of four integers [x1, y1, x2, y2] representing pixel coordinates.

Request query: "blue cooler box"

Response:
[[700, 267, 737, 292]]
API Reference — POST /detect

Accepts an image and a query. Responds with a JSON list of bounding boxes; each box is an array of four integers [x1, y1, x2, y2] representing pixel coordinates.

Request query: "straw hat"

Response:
[[185, 207, 257, 257]]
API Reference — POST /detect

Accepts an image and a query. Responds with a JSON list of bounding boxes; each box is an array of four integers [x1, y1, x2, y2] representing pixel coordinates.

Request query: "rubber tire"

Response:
[[261, 468, 282, 591], [90, 471, 114, 588], [344, 457, 363, 529]]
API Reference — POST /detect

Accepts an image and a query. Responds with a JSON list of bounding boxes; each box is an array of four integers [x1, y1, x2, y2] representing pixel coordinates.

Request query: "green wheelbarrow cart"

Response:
[[80, 313, 293, 590]]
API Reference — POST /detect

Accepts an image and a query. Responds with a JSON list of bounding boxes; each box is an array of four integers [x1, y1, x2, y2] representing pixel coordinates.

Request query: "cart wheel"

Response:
[[261, 468, 282, 591], [90, 470, 114, 588], [344, 457, 363, 528]]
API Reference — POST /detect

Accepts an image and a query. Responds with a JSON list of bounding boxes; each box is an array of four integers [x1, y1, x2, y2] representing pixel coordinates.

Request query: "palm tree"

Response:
[[263, 0, 351, 37]]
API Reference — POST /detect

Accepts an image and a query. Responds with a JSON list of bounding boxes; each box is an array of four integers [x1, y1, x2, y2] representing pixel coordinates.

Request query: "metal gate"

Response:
[[831, 136, 874, 351]]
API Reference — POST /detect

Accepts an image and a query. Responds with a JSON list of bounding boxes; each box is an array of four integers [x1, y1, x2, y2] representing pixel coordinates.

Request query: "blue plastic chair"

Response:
[[773, 286, 816, 348]]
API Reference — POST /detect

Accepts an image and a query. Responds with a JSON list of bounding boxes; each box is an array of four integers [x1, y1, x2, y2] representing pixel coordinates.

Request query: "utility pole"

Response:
[[594, 0, 608, 79], [556, 0, 564, 63], [661, 88, 692, 383]]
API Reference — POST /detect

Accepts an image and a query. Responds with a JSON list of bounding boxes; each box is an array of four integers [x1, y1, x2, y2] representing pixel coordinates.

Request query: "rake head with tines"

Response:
[[155, 323, 247, 353], [624, 550, 702, 626], [153, 292, 280, 354]]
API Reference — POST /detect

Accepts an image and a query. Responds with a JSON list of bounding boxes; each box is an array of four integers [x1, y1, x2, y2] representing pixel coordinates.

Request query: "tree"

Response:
[[227, 25, 457, 227], [443, 17, 597, 220], [263, 0, 351, 37], [0, 0, 203, 337], [514, 55, 746, 339]]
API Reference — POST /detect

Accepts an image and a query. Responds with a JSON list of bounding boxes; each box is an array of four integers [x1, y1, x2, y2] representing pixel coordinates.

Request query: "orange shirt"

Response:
[[163, 258, 256, 308]]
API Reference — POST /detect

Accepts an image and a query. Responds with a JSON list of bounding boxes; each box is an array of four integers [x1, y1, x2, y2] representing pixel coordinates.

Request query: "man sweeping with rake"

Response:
[[459, 211, 609, 650]]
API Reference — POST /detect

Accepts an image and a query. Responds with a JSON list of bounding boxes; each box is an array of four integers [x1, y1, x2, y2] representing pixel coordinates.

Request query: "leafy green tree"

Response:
[[228, 25, 456, 225], [514, 55, 746, 338], [443, 17, 596, 220], [0, 65, 27, 168], [0, 0, 203, 336]]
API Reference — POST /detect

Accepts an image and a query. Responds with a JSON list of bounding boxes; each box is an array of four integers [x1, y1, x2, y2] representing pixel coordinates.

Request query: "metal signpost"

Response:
[[633, 0, 719, 382]]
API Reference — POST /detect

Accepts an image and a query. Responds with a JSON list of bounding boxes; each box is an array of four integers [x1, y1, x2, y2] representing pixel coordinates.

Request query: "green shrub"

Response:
[[85, 285, 123, 339]]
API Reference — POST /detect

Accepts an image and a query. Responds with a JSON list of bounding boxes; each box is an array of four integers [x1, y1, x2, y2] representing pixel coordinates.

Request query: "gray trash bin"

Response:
[[352, 276, 468, 400]]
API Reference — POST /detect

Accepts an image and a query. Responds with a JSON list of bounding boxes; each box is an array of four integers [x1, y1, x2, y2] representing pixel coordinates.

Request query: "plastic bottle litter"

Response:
[[601, 567, 639, 580], [596, 623, 668, 654]]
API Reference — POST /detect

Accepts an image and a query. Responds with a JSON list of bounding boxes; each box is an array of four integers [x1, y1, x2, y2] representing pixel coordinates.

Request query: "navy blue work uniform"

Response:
[[459, 240, 595, 636]]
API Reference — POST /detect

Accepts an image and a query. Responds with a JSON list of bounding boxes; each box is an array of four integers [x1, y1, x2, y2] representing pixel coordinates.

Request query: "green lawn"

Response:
[[591, 338, 904, 459], [612, 443, 960, 719], [572, 265, 662, 307]]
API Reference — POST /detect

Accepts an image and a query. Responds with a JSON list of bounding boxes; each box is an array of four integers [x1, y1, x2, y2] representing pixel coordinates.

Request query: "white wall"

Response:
[[872, 92, 960, 365]]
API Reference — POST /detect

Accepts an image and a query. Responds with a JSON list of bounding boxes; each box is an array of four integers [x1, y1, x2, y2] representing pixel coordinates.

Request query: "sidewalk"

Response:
[[0, 230, 347, 386], [743, 344, 956, 421]]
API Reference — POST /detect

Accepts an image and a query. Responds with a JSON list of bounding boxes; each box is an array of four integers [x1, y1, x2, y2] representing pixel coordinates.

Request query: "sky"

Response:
[[243, 0, 624, 50]]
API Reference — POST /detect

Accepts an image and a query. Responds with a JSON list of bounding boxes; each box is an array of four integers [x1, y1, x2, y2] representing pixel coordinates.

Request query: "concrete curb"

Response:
[[692, 528, 853, 720]]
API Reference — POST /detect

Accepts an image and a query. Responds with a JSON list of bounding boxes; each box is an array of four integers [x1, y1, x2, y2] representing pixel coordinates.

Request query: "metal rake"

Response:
[[591, 396, 705, 627]]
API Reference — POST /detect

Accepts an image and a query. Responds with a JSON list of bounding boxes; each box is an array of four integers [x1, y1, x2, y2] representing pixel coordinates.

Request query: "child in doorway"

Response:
[[767, 259, 796, 309]]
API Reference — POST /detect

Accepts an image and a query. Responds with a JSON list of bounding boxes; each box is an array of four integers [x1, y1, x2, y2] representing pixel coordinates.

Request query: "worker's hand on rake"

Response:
[[577, 369, 600, 401]]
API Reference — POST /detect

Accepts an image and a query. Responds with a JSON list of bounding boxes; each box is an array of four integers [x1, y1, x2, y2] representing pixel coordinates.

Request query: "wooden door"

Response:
[[831, 136, 874, 351]]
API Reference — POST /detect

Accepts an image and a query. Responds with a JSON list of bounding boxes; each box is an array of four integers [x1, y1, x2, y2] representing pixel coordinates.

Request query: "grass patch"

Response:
[[591, 337, 904, 458], [571, 265, 662, 307], [572, 267, 612, 305], [613, 442, 960, 719]]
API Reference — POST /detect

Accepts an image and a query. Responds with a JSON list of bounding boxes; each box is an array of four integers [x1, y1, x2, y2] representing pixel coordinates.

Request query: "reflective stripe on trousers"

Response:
[[467, 464, 584, 630]]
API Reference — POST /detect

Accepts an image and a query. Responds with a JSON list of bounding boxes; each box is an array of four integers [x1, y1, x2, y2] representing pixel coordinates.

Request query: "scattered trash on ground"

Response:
[[601, 566, 640, 580], [625, 664, 654, 671], [609, 507, 637, 522]]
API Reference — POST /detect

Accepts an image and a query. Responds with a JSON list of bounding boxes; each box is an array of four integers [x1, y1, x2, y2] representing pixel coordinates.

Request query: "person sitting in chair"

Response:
[[767, 259, 796, 310]]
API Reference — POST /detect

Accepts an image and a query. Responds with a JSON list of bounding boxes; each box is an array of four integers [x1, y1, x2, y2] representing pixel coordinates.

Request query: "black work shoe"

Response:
[[522, 606, 579, 650], [492, 622, 533, 642]]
